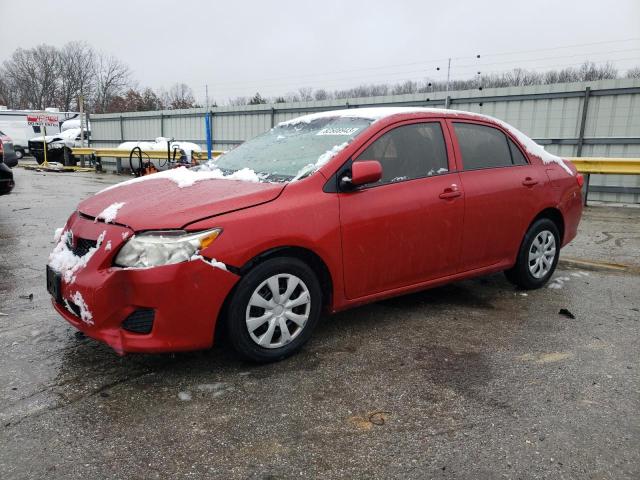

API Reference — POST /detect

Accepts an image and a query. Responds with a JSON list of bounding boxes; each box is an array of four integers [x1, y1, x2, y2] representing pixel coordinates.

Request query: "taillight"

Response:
[[576, 173, 584, 187]]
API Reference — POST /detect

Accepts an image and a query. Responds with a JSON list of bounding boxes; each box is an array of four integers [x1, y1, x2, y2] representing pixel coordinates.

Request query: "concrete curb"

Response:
[[560, 257, 640, 274]]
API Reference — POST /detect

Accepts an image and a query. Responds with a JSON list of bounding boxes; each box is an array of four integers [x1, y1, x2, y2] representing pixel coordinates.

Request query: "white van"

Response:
[[0, 107, 80, 159]]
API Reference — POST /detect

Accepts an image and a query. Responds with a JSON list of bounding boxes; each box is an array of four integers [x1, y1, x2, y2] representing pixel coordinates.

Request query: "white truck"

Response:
[[0, 107, 81, 160]]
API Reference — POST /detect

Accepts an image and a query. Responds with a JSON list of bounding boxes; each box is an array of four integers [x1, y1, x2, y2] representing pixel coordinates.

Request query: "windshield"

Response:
[[205, 116, 373, 181]]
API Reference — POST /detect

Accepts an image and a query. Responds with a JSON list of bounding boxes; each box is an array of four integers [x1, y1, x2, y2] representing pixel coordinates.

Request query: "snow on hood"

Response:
[[98, 165, 261, 194], [31, 128, 81, 143], [280, 107, 573, 175], [95, 202, 125, 223], [118, 137, 202, 154], [81, 171, 285, 231]]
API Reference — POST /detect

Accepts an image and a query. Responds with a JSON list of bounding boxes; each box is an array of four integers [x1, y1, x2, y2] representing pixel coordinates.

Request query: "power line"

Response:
[[197, 37, 640, 89], [201, 55, 639, 98]]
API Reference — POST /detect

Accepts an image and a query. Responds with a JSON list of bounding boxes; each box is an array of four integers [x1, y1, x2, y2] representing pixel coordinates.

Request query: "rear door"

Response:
[[449, 120, 544, 271], [338, 119, 464, 299]]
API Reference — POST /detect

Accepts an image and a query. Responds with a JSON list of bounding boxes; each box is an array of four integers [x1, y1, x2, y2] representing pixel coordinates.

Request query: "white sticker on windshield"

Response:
[[316, 127, 360, 136]]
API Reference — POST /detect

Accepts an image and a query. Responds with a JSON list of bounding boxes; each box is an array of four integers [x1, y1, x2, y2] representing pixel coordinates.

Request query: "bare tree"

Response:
[[58, 41, 96, 111], [298, 87, 313, 101], [3, 45, 60, 109], [94, 54, 131, 113], [165, 83, 196, 109], [627, 66, 640, 79]]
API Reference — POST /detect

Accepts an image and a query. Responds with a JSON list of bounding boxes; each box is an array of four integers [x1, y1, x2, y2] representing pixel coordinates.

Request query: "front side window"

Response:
[[453, 122, 513, 170], [355, 122, 449, 184]]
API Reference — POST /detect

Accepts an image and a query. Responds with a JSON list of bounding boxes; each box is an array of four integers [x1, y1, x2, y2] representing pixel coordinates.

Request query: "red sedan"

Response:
[[47, 108, 583, 362]]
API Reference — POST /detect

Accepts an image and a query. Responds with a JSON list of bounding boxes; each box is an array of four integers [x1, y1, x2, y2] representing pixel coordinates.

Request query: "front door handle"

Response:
[[439, 185, 462, 199], [522, 177, 538, 186]]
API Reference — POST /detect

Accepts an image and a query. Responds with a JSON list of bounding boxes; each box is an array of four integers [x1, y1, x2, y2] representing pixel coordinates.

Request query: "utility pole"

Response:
[[205, 84, 210, 110], [445, 58, 451, 109], [78, 94, 85, 167]]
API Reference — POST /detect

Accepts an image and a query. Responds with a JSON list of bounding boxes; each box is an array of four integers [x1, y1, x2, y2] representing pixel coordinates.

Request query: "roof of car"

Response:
[[281, 107, 574, 176]]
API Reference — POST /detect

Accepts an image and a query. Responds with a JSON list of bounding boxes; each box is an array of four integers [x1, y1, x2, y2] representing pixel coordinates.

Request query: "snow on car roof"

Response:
[[279, 107, 573, 175]]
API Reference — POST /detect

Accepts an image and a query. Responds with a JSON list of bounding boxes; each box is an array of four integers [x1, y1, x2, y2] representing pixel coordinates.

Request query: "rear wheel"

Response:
[[505, 218, 560, 289], [14, 148, 24, 160], [225, 257, 322, 362]]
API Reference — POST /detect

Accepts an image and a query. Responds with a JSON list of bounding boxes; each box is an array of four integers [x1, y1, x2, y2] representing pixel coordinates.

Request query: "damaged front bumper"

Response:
[[49, 214, 240, 354]]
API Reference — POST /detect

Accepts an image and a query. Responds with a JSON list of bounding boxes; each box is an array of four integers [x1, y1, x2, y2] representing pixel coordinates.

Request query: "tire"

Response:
[[225, 256, 322, 363], [63, 147, 77, 166], [14, 148, 24, 160], [505, 218, 560, 290], [34, 153, 44, 165]]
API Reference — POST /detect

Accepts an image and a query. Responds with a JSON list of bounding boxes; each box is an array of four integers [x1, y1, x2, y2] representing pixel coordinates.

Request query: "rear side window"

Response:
[[453, 122, 513, 170], [508, 138, 529, 165], [356, 122, 449, 184]]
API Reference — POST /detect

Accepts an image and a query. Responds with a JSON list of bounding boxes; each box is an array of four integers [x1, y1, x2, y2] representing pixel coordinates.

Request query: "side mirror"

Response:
[[349, 160, 382, 187]]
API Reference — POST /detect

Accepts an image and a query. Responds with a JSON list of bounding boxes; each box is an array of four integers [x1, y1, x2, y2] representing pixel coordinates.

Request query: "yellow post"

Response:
[[42, 125, 48, 167]]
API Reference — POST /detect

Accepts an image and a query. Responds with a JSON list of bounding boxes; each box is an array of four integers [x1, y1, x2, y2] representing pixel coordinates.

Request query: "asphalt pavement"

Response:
[[1, 167, 638, 479]]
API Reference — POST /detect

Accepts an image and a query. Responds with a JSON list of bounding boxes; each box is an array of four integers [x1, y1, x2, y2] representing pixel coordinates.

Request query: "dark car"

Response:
[[0, 130, 18, 168], [0, 159, 14, 194]]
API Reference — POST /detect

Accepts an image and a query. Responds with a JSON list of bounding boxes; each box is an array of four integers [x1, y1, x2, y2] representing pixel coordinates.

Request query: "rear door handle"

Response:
[[439, 185, 462, 199], [522, 177, 538, 186]]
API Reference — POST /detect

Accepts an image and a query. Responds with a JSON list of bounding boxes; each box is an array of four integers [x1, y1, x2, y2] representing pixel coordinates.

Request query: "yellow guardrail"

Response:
[[71, 148, 225, 160], [566, 157, 640, 175]]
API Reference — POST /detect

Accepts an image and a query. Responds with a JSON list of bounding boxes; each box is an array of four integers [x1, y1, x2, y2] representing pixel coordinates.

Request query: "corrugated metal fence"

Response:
[[90, 78, 640, 203]]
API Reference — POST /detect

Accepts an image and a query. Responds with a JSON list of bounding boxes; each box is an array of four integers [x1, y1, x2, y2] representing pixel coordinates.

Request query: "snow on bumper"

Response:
[[50, 215, 239, 354]]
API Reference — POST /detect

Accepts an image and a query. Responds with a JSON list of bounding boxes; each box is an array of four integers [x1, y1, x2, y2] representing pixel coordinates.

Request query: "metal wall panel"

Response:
[[90, 78, 640, 203]]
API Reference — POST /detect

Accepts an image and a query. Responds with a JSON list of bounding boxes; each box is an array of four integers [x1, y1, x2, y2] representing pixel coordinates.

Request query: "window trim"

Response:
[[448, 119, 531, 172], [346, 118, 455, 190]]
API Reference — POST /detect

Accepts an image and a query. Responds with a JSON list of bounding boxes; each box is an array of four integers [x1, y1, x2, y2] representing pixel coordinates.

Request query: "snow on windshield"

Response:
[[213, 116, 372, 181]]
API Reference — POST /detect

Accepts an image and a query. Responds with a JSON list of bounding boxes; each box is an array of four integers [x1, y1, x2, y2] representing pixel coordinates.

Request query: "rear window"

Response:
[[508, 138, 529, 165], [453, 122, 512, 170]]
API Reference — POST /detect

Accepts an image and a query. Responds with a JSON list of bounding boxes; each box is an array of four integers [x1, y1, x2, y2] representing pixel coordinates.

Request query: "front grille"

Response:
[[122, 309, 155, 334], [70, 237, 97, 257]]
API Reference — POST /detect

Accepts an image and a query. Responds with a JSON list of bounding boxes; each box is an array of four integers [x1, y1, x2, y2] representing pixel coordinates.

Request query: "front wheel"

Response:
[[225, 257, 322, 362], [505, 218, 560, 289]]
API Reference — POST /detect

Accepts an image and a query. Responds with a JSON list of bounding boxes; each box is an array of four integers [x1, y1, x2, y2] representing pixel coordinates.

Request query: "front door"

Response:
[[338, 120, 464, 299]]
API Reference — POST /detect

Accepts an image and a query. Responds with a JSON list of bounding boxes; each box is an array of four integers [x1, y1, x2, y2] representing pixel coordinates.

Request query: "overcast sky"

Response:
[[1, 0, 639, 103]]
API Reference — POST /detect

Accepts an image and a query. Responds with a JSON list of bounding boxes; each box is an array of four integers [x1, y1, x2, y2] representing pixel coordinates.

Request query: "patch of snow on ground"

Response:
[[48, 230, 106, 283], [95, 202, 125, 224], [71, 291, 94, 325], [98, 166, 260, 194], [178, 391, 192, 401], [547, 275, 572, 290]]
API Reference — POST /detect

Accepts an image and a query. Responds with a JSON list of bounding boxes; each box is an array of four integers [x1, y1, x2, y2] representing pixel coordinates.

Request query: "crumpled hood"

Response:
[[79, 177, 285, 231]]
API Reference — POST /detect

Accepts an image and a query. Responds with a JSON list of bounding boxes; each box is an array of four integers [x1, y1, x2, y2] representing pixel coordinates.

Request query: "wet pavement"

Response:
[[1, 168, 639, 479]]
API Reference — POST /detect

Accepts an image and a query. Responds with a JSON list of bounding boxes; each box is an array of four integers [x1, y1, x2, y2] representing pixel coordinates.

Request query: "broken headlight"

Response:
[[114, 228, 221, 268]]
